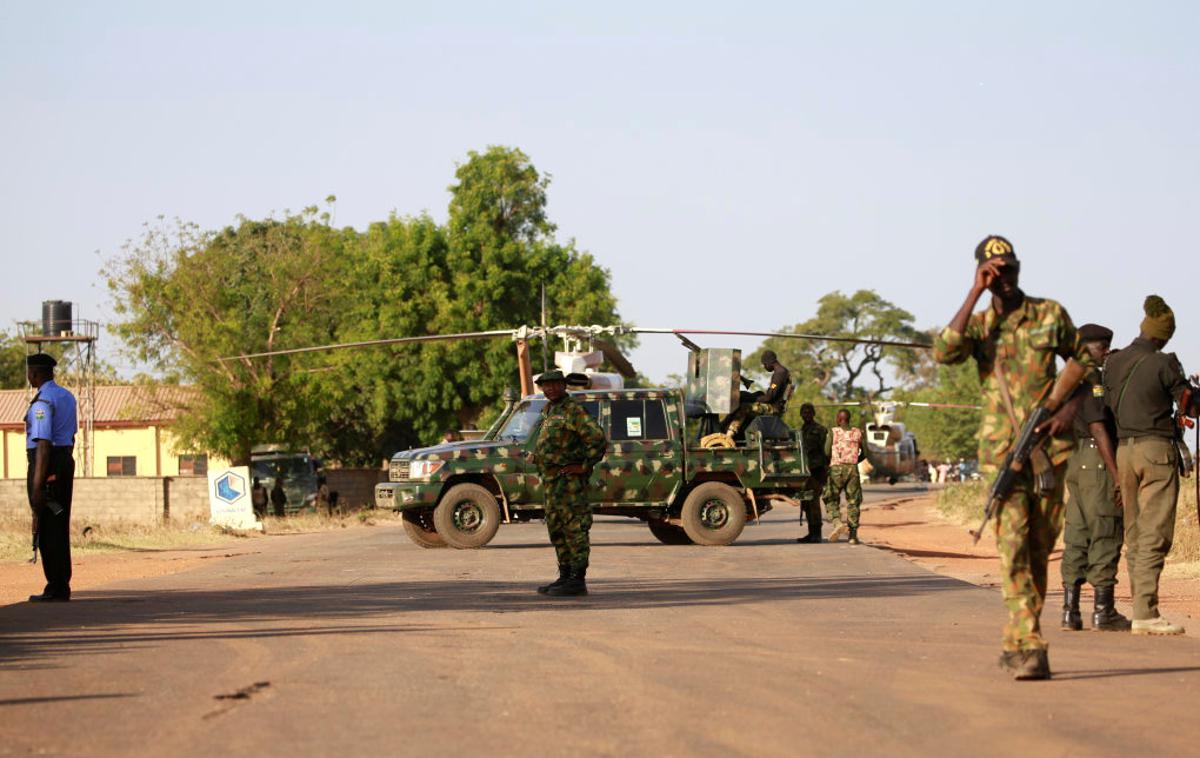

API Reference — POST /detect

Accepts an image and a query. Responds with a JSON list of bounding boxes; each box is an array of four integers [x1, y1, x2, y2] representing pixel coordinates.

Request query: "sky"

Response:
[[1, 1, 1197, 385]]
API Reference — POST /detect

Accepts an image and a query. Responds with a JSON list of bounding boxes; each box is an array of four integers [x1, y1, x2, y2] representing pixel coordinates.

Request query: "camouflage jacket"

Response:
[[800, 421, 829, 471], [534, 395, 607, 481], [933, 294, 1093, 473]]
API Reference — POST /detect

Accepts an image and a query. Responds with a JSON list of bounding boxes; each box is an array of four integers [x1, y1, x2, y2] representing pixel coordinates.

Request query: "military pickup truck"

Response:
[[375, 386, 815, 549]]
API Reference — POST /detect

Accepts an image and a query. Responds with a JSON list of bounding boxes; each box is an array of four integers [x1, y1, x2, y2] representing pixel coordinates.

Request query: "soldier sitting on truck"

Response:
[[702, 351, 791, 448]]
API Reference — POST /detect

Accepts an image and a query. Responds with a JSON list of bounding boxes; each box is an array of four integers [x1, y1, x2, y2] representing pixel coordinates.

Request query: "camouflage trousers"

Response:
[[823, 464, 862, 527], [544, 475, 593, 570], [992, 462, 1067, 652], [725, 401, 782, 433]]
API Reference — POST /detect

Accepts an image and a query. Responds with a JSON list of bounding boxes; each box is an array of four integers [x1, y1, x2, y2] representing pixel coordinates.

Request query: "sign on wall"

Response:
[[207, 465, 262, 530]]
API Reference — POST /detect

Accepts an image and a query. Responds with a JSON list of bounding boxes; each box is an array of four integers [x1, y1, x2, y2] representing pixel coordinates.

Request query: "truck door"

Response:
[[599, 398, 678, 503]]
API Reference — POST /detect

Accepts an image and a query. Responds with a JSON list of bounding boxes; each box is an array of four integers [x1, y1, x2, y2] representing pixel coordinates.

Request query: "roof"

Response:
[[0, 385, 199, 429]]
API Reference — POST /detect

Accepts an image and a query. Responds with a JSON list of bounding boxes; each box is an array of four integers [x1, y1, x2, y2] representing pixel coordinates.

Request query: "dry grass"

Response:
[[0, 508, 393, 563], [936, 478, 1200, 569]]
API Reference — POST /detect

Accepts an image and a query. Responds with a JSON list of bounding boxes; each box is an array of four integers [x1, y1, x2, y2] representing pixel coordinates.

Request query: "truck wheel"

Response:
[[433, 483, 502, 549], [680, 482, 747, 546], [401, 510, 445, 549], [648, 519, 694, 545]]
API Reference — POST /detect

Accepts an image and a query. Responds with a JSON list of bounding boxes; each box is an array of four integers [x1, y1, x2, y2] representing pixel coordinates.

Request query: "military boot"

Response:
[[1091, 585, 1131, 631], [998, 650, 1022, 674], [847, 528, 859, 546], [1012, 648, 1051, 681], [827, 521, 848, 543], [1061, 581, 1083, 631], [546, 566, 588, 597], [537, 565, 571, 595]]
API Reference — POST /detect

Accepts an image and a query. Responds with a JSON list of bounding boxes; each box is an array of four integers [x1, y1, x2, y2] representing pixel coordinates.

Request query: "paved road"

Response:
[[2, 485, 1198, 757]]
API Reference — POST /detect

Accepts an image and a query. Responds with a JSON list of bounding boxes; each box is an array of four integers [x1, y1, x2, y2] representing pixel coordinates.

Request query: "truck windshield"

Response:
[[497, 399, 547, 441]]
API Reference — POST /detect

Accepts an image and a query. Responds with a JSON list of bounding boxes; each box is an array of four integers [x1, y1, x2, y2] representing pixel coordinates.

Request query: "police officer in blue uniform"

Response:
[[26, 353, 78, 603]]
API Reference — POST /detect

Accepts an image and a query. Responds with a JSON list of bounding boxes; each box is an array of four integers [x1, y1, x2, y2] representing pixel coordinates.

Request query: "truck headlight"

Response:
[[408, 460, 445, 479]]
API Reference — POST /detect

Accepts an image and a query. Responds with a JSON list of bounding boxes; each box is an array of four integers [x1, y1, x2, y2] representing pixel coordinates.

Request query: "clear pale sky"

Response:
[[2, 1, 1196, 384]]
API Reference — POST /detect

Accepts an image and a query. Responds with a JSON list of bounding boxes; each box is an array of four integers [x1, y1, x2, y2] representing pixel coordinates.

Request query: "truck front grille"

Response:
[[389, 460, 410, 481]]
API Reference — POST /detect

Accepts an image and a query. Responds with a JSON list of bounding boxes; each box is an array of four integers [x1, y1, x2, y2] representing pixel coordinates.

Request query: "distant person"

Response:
[[316, 475, 332, 516], [957, 459, 968, 482], [1059, 324, 1129, 633], [927, 461, 938, 482], [796, 403, 828, 543], [270, 478, 288, 517], [442, 429, 462, 443], [936, 461, 950, 484], [25, 353, 78, 603], [251, 477, 269, 518], [1104, 296, 1200, 635], [823, 408, 864, 545]]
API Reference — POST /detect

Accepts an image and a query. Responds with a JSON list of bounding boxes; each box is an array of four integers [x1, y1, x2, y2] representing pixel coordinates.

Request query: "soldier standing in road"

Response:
[[1104, 295, 1200, 636], [823, 408, 864, 544], [933, 235, 1093, 680], [796, 403, 828, 543], [25, 353, 78, 603], [532, 370, 607, 597], [1060, 324, 1130, 632]]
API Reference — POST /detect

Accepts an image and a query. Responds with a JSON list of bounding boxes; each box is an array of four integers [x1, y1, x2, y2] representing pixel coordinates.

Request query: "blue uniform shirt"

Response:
[[25, 380, 78, 449]]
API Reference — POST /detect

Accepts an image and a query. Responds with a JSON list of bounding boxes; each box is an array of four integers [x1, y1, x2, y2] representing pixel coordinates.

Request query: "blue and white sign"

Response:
[[207, 465, 261, 530]]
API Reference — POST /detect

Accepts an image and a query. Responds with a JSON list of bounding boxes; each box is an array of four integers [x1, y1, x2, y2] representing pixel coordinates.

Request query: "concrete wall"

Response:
[[0, 476, 212, 527], [327, 468, 387, 509]]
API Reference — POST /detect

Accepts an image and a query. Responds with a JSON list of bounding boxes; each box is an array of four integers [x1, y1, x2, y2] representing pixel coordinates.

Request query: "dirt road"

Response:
[[2, 485, 1199, 757]]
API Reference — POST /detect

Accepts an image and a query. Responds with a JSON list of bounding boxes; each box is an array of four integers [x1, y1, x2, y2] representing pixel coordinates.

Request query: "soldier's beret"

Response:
[[534, 370, 566, 385], [1078, 323, 1113, 343], [974, 235, 1017, 264], [26, 353, 56, 369]]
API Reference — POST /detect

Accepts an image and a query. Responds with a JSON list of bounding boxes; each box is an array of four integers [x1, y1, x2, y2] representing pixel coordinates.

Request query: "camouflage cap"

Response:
[[1078, 323, 1113, 343], [26, 353, 56, 369], [534, 369, 566, 385], [974, 235, 1017, 264]]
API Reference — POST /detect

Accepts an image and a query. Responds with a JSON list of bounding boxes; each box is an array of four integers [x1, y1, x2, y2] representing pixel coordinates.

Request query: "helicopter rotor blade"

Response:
[[630, 328, 931, 350], [219, 329, 517, 362], [593, 338, 638, 378]]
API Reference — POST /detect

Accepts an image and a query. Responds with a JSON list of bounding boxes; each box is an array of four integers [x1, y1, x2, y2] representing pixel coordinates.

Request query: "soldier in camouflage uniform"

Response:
[[796, 403, 828, 543], [823, 409, 864, 544], [532, 370, 607, 597], [933, 235, 1093, 681]]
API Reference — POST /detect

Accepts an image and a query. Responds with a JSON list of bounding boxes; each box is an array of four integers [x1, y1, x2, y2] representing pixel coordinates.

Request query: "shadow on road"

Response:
[[0, 573, 970, 667], [1053, 666, 1200, 681], [0, 693, 136, 706]]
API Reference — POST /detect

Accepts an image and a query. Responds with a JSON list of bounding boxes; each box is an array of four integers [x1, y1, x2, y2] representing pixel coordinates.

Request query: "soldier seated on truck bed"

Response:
[[702, 351, 791, 448]]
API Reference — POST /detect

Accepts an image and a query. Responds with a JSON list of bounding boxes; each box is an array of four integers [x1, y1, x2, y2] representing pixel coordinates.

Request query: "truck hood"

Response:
[[393, 440, 524, 462]]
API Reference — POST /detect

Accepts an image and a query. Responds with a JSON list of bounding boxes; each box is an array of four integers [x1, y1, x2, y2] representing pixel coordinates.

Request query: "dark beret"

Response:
[[1078, 323, 1113, 343], [26, 353, 56, 369], [534, 370, 566, 385]]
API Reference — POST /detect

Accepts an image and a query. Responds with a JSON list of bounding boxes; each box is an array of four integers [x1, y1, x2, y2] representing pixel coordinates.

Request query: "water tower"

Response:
[[19, 302, 99, 478]]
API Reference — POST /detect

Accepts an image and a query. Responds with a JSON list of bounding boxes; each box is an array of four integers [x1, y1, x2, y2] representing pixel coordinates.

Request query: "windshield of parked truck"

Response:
[[497, 400, 547, 441]]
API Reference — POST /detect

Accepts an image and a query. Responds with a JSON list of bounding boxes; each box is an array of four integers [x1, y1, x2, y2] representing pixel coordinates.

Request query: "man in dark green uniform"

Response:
[[1060, 324, 1130, 632], [532, 370, 607, 597], [796, 402, 828, 543], [724, 351, 791, 437], [1104, 296, 1199, 635]]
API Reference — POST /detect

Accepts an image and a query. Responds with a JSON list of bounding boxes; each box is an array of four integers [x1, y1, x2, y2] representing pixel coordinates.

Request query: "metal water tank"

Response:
[[41, 300, 73, 336]]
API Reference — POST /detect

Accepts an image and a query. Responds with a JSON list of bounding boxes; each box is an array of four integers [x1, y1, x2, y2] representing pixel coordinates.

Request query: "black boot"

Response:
[[1092, 585, 1131, 631], [1061, 582, 1083, 631], [546, 565, 588, 597], [537, 565, 570, 595], [1012, 648, 1051, 681], [847, 528, 859, 546]]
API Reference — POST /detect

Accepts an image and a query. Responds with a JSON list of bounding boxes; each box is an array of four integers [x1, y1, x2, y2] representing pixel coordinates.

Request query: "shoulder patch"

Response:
[[1092, 385, 1104, 398], [34, 409, 46, 420]]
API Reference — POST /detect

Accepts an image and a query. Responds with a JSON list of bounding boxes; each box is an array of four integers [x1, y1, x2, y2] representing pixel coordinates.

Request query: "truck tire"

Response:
[[433, 483, 502, 549], [680, 482, 747, 546], [401, 510, 446, 549], [648, 519, 694, 545]]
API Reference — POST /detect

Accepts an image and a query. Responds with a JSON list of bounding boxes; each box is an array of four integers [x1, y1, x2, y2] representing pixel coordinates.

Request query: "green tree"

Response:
[[0, 331, 29, 389], [106, 205, 350, 464]]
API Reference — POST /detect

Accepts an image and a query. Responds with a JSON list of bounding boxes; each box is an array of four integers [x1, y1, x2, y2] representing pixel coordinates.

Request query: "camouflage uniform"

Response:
[[934, 295, 1092, 652], [799, 420, 829, 532], [534, 395, 607, 570], [823, 426, 863, 527]]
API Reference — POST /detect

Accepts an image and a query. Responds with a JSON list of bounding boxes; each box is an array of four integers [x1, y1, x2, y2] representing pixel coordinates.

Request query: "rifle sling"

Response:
[[995, 361, 1052, 477]]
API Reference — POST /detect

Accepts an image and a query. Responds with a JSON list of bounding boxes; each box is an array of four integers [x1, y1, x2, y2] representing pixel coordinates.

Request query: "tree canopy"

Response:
[[105, 146, 624, 465]]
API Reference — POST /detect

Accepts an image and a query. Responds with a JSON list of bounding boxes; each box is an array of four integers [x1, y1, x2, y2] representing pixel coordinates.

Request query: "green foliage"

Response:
[[0, 331, 29, 389], [749, 290, 923, 403], [104, 147, 624, 466], [936, 480, 987, 526], [893, 360, 983, 461]]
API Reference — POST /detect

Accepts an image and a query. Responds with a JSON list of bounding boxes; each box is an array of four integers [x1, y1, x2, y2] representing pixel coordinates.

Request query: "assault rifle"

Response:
[[970, 359, 1088, 544]]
